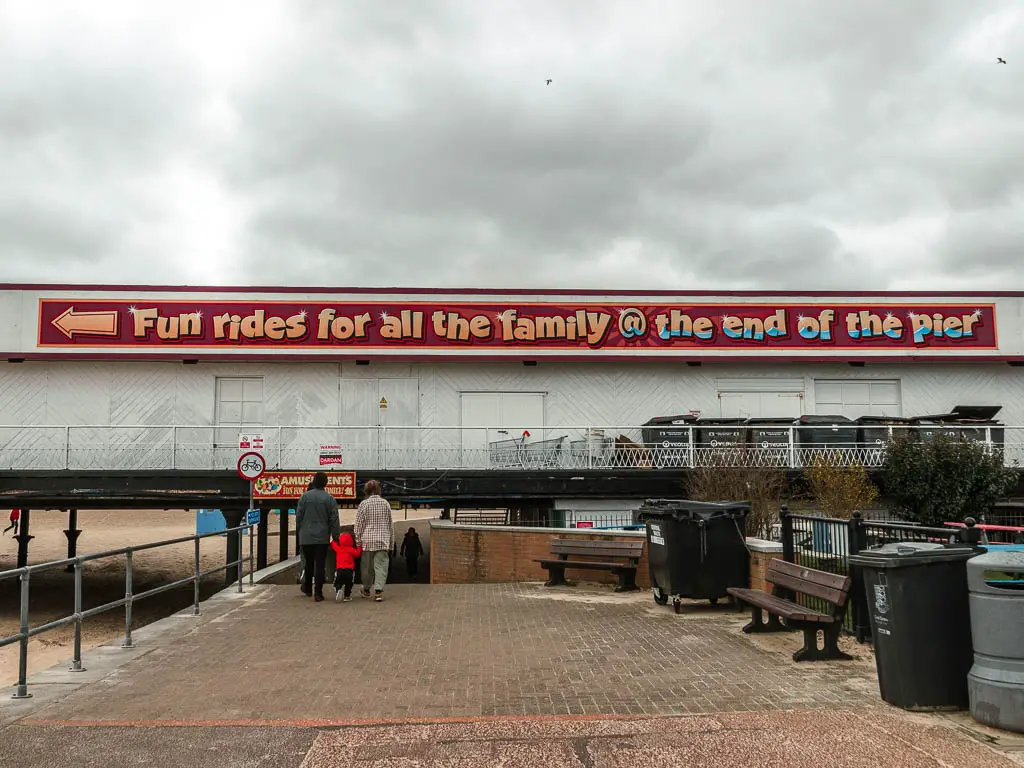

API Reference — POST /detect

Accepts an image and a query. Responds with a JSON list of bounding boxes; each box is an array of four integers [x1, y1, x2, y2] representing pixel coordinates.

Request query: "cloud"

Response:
[[0, 0, 1021, 289]]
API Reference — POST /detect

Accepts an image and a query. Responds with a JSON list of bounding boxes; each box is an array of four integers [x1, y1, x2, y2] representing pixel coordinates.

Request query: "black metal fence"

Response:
[[780, 507, 979, 641]]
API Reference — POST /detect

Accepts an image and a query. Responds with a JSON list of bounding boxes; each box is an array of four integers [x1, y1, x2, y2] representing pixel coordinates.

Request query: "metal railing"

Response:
[[1, 523, 254, 699], [780, 508, 978, 641], [0, 423, 1020, 472]]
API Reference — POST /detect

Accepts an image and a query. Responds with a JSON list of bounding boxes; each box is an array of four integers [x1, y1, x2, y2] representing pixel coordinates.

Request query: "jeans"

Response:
[[301, 543, 328, 598], [361, 549, 390, 593], [332, 567, 354, 597]]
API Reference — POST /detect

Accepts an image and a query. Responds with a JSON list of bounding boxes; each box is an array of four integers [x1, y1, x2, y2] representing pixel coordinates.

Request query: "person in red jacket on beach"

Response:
[[3, 509, 19, 537], [330, 532, 362, 602]]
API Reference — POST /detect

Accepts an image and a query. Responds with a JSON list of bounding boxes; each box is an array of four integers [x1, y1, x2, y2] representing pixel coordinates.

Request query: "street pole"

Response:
[[248, 479, 255, 585]]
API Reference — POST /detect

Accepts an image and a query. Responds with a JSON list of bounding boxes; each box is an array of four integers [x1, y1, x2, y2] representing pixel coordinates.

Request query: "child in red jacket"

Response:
[[330, 532, 362, 602]]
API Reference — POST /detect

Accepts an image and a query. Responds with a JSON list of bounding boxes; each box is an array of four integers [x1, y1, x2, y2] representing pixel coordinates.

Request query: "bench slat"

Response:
[[766, 560, 851, 605], [550, 541, 643, 556], [727, 587, 835, 624], [537, 559, 634, 571], [550, 538, 644, 549]]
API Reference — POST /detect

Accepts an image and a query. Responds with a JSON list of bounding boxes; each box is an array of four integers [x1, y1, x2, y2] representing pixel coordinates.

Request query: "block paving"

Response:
[[2, 582, 1020, 767], [21, 582, 879, 722]]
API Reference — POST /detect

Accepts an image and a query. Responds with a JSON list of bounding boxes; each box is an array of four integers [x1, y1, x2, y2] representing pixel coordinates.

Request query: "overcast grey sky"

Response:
[[0, 1, 1020, 290]]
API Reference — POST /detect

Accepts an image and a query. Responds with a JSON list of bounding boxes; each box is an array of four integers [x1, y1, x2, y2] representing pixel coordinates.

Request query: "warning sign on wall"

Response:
[[318, 444, 343, 467]]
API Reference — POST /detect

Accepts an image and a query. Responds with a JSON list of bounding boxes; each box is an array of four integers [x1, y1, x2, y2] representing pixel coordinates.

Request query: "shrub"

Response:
[[806, 451, 878, 519], [686, 457, 786, 539], [883, 436, 1017, 528]]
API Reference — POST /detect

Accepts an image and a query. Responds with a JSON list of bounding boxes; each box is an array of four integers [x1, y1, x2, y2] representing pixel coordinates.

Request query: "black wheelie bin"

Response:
[[637, 499, 750, 613], [849, 542, 978, 710]]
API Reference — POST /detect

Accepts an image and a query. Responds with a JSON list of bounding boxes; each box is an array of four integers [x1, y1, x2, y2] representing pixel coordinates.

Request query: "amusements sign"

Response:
[[252, 471, 357, 500], [37, 300, 998, 354]]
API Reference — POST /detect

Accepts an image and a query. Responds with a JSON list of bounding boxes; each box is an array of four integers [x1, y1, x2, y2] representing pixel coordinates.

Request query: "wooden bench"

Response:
[[727, 559, 853, 662], [536, 539, 643, 592]]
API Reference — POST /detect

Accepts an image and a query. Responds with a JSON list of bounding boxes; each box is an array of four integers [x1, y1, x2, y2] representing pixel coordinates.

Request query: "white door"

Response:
[[460, 392, 545, 464], [340, 379, 380, 468], [340, 377, 419, 467], [720, 391, 802, 418], [378, 378, 420, 462], [497, 392, 545, 439], [814, 379, 902, 418], [377, 379, 419, 430], [215, 377, 264, 468], [460, 393, 501, 451]]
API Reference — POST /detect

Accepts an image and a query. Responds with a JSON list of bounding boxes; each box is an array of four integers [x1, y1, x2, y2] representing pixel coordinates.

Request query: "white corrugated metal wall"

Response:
[[1, 360, 1020, 427]]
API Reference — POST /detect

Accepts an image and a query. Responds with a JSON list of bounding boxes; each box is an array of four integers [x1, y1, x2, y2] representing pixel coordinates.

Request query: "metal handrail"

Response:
[[1, 523, 255, 700], [0, 422, 1015, 472]]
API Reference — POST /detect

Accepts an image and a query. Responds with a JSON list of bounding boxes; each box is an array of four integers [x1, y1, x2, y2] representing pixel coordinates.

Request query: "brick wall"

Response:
[[430, 523, 652, 588], [747, 540, 784, 593], [431, 524, 784, 593]]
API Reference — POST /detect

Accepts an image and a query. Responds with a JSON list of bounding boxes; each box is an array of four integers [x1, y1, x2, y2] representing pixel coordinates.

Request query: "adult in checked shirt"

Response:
[[353, 479, 394, 601]]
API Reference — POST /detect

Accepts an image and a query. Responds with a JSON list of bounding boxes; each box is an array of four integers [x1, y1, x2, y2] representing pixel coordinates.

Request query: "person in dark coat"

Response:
[[400, 527, 424, 581], [296, 472, 341, 602]]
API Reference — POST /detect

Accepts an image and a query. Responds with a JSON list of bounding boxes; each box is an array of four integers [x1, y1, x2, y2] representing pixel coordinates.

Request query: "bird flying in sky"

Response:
[[998, 57, 1007, 64], [546, 79, 552, 85]]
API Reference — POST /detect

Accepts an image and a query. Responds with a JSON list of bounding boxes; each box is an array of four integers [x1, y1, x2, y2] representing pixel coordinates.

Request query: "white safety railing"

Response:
[[0, 523, 254, 699], [0, 424, 1019, 472]]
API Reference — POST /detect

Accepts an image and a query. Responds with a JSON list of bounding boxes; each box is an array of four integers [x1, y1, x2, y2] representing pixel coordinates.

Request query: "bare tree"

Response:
[[686, 457, 786, 539]]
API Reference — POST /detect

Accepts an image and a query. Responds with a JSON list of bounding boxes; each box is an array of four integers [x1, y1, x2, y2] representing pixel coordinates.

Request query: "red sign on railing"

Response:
[[36, 300, 998, 354]]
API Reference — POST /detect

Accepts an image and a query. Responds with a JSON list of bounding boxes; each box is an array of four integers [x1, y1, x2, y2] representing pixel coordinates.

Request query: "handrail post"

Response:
[[121, 551, 135, 649], [248, 521, 254, 586], [780, 505, 794, 563], [12, 571, 32, 699], [688, 426, 695, 469], [70, 559, 86, 672], [847, 511, 871, 643], [171, 426, 177, 470], [779, 505, 795, 601], [788, 427, 796, 469], [65, 425, 71, 470], [277, 425, 283, 469], [193, 536, 202, 616], [237, 526, 244, 593]]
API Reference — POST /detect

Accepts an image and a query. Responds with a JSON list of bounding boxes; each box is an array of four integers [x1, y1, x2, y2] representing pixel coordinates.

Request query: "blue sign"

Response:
[[246, 509, 261, 526], [196, 509, 226, 536]]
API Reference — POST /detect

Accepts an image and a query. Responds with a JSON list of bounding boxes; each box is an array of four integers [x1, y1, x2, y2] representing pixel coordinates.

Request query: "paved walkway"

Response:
[[2, 582, 1022, 767]]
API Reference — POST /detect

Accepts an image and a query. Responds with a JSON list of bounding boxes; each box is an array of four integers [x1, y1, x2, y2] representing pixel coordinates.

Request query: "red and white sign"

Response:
[[238, 433, 265, 451], [27, 295, 999, 359], [237, 451, 266, 481], [574, 521, 595, 529], [319, 444, 343, 467]]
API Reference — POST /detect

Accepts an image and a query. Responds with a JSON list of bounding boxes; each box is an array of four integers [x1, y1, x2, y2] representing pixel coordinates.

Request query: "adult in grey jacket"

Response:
[[296, 471, 341, 601]]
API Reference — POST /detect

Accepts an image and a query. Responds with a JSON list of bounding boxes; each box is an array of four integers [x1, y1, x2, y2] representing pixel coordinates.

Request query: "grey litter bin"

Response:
[[967, 549, 1024, 733]]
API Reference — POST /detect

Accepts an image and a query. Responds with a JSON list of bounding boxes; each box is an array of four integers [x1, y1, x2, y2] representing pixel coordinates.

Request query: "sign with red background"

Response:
[[253, 471, 356, 500], [37, 299, 998, 352]]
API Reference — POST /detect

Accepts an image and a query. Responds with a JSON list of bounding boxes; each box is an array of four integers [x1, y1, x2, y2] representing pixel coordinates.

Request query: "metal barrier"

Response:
[[0, 523, 254, 700], [780, 507, 974, 641], [0, 423, 1020, 472]]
